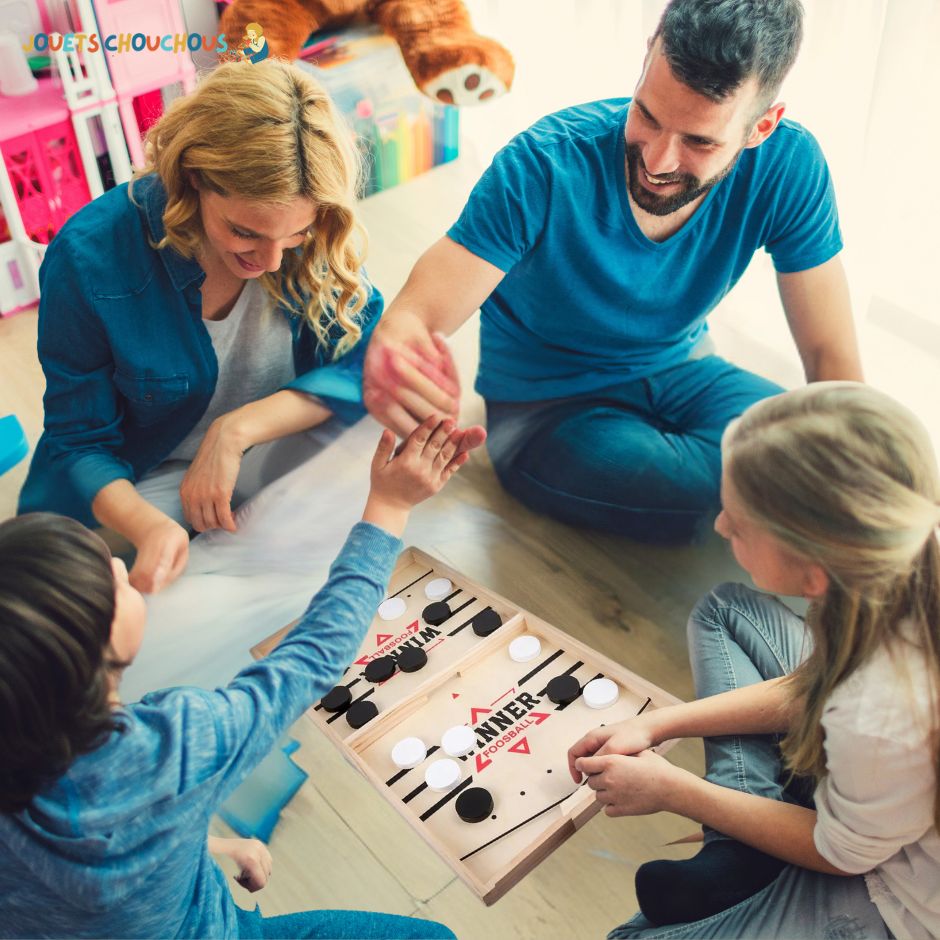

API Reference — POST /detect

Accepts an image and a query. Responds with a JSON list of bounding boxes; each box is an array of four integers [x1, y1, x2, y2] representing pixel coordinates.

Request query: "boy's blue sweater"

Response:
[[0, 522, 401, 939]]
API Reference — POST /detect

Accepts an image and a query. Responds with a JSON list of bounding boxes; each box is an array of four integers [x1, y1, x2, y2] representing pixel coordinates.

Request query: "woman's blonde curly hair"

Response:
[[136, 59, 368, 355]]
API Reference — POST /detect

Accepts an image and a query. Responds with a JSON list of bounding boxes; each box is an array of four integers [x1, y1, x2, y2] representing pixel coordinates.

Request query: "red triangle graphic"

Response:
[[508, 737, 530, 755], [375, 633, 393, 645], [469, 707, 491, 724], [451, 693, 460, 700], [475, 753, 492, 773]]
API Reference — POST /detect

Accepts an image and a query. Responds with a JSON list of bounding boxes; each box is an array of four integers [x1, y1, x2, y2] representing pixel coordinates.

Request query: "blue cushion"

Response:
[[0, 415, 28, 477], [218, 737, 308, 842]]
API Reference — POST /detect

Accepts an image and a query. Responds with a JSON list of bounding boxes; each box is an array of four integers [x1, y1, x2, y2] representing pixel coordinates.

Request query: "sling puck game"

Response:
[[253, 548, 682, 904]]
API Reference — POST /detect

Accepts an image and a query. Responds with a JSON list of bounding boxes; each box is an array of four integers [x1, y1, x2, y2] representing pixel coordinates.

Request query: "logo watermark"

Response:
[[22, 32, 229, 55]]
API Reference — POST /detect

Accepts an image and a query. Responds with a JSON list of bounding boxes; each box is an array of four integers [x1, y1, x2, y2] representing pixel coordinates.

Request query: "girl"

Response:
[[568, 382, 939, 939], [17, 59, 423, 594], [0, 416, 469, 939]]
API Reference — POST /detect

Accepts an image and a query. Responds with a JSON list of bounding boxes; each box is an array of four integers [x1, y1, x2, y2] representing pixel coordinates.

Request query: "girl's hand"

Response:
[[363, 415, 483, 535], [567, 716, 657, 782], [577, 749, 689, 817], [129, 514, 190, 594], [179, 416, 245, 533], [208, 836, 272, 893]]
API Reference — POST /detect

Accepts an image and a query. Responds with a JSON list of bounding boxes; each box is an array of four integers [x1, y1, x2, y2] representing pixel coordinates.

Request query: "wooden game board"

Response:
[[252, 547, 682, 905]]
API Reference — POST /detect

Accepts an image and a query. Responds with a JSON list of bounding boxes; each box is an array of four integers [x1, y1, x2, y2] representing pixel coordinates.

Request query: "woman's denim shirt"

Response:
[[18, 174, 383, 528]]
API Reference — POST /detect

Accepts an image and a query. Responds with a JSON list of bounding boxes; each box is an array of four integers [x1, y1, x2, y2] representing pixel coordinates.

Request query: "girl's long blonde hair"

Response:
[[137, 59, 368, 354], [725, 382, 940, 826]]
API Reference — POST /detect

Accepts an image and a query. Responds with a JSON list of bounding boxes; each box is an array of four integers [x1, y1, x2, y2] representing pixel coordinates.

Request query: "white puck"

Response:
[[424, 577, 452, 600], [441, 725, 475, 757], [391, 736, 427, 769], [508, 635, 542, 663], [583, 677, 619, 709], [425, 758, 462, 792], [377, 597, 406, 621]]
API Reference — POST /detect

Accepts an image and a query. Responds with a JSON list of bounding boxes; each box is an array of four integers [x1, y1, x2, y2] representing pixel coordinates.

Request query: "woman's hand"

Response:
[[363, 414, 485, 536], [179, 416, 245, 533], [128, 514, 189, 594], [208, 836, 272, 892], [567, 715, 658, 782], [577, 749, 691, 817]]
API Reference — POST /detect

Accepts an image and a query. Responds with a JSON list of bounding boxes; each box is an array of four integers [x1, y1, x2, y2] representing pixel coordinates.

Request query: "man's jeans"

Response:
[[485, 355, 782, 543]]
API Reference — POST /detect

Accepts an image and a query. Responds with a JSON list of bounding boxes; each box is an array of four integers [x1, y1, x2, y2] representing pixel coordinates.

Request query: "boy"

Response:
[[0, 418, 470, 939]]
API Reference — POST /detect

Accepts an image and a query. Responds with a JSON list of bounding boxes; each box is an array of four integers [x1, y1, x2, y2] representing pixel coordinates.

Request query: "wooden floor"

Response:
[[0, 156, 760, 939]]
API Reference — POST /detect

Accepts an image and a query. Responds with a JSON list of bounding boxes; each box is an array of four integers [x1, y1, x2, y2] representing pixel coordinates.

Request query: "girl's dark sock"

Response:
[[634, 839, 787, 926]]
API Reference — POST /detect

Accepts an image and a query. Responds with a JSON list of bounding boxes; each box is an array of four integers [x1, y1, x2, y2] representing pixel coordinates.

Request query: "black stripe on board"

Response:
[[390, 569, 434, 599], [518, 648, 564, 687]]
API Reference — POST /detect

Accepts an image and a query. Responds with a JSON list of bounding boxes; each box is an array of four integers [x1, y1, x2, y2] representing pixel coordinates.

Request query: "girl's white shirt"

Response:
[[813, 620, 939, 940]]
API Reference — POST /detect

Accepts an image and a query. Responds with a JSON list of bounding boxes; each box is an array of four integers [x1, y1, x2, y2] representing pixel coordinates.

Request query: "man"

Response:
[[363, 0, 862, 543]]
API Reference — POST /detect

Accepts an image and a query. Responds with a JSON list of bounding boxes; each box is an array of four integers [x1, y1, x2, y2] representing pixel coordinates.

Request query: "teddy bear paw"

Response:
[[422, 64, 507, 106]]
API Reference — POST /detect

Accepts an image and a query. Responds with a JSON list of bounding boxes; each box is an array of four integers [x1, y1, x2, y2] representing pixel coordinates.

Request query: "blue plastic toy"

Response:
[[0, 415, 28, 477]]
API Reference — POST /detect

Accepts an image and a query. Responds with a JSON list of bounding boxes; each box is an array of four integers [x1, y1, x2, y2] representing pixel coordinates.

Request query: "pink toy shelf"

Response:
[[1, 77, 91, 243], [0, 76, 92, 314], [90, 0, 196, 167]]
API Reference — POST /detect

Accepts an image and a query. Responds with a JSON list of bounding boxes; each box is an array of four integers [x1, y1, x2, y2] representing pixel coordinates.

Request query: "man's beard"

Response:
[[626, 142, 742, 216]]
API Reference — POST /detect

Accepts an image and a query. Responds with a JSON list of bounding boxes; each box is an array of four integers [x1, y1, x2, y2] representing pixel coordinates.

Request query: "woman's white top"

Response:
[[813, 622, 939, 939], [167, 280, 294, 462]]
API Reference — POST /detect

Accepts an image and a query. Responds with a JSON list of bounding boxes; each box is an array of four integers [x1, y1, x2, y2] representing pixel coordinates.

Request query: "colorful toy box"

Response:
[[296, 26, 459, 197]]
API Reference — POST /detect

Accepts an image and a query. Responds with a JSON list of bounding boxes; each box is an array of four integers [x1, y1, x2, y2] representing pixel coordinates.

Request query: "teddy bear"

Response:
[[218, 0, 514, 106]]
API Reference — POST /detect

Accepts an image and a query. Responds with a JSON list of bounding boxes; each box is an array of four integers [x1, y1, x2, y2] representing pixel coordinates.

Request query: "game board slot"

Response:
[[344, 692, 433, 751]]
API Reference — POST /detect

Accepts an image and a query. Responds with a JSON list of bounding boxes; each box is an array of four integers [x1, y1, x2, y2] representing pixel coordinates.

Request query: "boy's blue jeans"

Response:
[[609, 583, 892, 939], [236, 904, 455, 939], [485, 354, 782, 543]]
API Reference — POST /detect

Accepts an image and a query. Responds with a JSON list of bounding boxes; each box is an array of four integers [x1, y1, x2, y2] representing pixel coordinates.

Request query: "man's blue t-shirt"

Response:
[[447, 99, 842, 402]]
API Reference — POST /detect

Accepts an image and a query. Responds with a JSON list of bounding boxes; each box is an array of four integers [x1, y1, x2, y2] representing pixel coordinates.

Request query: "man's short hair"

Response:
[[654, 0, 804, 113]]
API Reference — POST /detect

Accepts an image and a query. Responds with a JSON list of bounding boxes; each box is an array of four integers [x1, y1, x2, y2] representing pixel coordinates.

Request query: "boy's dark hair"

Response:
[[654, 0, 804, 113], [0, 514, 120, 813]]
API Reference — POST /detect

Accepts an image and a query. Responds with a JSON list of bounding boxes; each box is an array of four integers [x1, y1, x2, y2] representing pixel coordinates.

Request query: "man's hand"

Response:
[[208, 836, 272, 893], [363, 312, 461, 437], [179, 416, 246, 533], [567, 716, 657, 783], [363, 414, 485, 535], [577, 749, 690, 817], [128, 514, 189, 594]]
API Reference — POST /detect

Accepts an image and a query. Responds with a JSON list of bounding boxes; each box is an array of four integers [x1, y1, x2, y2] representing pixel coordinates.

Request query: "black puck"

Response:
[[364, 656, 396, 683], [471, 608, 502, 637], [456, 786, 494, 823], [423, 601, 451, 626], [321, 685, 352, 712], [346, 699, 378, 729], [397, 646, 428, 673], [546, 674, 581, 705]]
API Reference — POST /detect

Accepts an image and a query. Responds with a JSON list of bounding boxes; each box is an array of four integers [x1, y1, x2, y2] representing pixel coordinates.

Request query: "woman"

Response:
[[19, 59, 383, 594]]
